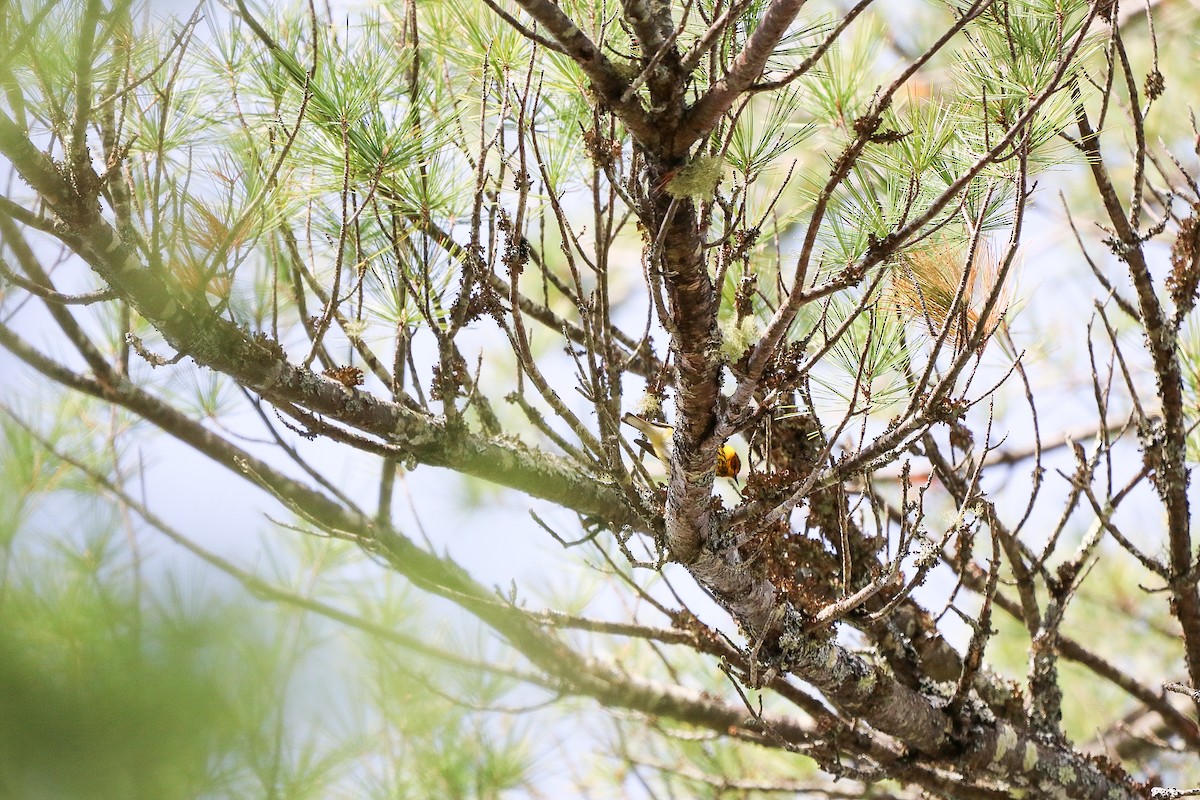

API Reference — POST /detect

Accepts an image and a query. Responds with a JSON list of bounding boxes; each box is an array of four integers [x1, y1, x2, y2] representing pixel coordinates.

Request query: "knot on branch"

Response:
[[725, 228, 761, 269], [431, 351, 470, 402], [1138, 416, 1169, 487], [755, 341, 806, 394], [53, 153, 104, 222], [582, 126, 622, 170], [1145, 69, 1165, 102], [1168, 211, 1200, 320], [869, 128, 911, 145], [325, 365, 365, 388], [852, 109, 884, 139], [498, 210, 532, 277], [249, 329, 288, 361], [866, 231, 900, 260]]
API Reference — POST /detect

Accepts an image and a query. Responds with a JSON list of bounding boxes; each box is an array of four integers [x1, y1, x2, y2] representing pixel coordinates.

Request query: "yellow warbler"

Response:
[[621, 413, 742, 482]]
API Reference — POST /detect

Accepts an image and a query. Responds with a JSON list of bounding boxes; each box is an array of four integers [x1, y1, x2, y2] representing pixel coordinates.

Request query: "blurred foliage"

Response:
[[0, 531, 242, 800], [0, 401, 537, 799]]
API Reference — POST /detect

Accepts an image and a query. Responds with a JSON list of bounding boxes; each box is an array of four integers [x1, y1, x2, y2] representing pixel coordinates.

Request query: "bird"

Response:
[[621, 412, 742, 483]]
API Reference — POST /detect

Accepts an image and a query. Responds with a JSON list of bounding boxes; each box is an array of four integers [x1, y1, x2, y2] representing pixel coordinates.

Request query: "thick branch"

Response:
[[0, 112, 646, 532], [505, 0, 659, 145], [676, 0, 810, 152]]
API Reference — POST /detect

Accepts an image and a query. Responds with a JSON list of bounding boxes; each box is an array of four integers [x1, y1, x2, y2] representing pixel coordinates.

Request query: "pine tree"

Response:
[[2, 1, 1199, 796]]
